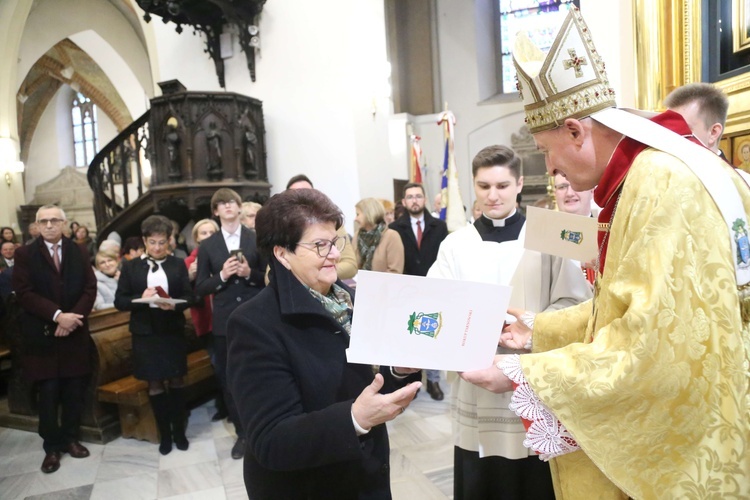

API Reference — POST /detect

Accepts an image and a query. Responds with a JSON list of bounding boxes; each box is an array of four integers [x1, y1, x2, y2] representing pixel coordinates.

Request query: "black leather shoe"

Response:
[[211, 410, 228, 422], [231, 438, 245, 460], [426, 381, 444, 401], [41, 451, 61, 473], [66, 441, 90, 458]]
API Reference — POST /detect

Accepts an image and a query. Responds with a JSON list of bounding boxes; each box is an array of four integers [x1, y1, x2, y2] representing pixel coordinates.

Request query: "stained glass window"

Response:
[[498, 0, 580, 93]]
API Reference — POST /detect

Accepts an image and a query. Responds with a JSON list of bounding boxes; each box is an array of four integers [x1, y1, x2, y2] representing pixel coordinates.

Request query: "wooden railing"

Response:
[[87, 110, 151, 233]]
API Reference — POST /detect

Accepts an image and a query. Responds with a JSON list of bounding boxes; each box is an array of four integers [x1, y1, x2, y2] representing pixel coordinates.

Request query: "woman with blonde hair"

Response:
[[354, 197, 404, 273]]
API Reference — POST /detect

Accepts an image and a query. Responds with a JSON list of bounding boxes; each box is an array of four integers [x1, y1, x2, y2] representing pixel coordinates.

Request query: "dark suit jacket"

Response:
[[227, 258, 391, 499], [12, 236, 96, 381], [389, 211, 448, 276], [195, 226, 265, 336], [114, 256, 193, 336]]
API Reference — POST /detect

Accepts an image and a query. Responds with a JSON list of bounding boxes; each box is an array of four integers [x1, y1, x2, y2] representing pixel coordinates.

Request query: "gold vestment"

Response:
[[528, 149, 750, 499]]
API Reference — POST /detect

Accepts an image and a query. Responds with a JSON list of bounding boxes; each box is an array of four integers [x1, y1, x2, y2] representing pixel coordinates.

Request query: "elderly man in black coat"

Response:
[[12, 204, 97, 474]]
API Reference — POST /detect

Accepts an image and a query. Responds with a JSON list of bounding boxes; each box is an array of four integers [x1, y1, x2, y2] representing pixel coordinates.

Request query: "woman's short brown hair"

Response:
[[140, 215, 173, 238], [255, 189, 343, 259]]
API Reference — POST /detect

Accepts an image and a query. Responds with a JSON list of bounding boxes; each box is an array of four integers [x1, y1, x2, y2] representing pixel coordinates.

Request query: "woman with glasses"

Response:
[[114, 215, 194, 455], [226, 189, 421, 499], [353, 197, 404, 274]]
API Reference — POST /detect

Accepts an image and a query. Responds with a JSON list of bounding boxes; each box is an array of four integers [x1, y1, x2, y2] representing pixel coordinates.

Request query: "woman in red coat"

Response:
[[184, 219, 219, 341]]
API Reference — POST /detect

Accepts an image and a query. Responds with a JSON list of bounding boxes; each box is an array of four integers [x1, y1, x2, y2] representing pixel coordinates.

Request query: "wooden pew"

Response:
[[98, 349, 215, 443]]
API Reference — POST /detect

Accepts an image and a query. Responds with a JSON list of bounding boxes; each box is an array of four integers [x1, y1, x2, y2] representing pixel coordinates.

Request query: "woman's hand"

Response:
[[188, 260, 198, 281], [141, 287, 157, 299], [351, 374, 421, 430], [460, 355, 514, 394], [156, 301, 175, 311], [499, 308, 532, 350]]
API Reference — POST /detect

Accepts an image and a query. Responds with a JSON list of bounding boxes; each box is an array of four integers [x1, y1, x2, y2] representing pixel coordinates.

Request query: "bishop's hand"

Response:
[[499, 308, 532, 350]]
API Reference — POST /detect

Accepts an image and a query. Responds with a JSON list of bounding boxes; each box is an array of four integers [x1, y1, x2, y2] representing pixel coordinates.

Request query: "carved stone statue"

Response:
[[165, 117, 182, 181], [206, 121, 223, 181], [243, 122, 258, 180]]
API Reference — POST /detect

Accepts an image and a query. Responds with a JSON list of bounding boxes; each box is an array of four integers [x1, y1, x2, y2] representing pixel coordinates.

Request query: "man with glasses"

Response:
[[553, 174, 596, 285], [196, 188, 266, 459], [12, 204, 97, 473], [389, 182, 448, 400], [553, 174, 594, 217]]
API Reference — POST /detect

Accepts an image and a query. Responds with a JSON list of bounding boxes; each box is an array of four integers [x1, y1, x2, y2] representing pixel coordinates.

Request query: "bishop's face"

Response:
[[534, 119, 600, 192], [473, 165, 522, 220]]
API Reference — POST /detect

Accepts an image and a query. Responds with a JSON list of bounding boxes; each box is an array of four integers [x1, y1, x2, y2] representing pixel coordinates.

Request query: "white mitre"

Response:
[[512, 7, 616, 133]]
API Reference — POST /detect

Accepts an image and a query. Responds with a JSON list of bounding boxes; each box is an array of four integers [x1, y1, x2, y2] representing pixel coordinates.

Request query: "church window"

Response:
[[497, 0, 580, 94], [71, 92, 99, 167]]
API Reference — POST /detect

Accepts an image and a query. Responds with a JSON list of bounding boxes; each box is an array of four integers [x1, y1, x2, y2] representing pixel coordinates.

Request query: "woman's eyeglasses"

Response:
[[296, 236, 346, 258]]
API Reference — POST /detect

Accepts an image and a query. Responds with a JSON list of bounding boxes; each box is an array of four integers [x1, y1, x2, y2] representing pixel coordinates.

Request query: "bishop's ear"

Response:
[[563, 118, 586, 144]]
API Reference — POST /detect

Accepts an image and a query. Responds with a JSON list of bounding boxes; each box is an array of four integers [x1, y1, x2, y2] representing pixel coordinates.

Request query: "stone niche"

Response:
[[19, 166, 96, 240]]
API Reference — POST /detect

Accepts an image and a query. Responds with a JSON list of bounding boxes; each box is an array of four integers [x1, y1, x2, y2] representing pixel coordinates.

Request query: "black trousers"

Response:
[[37, 375, 89, 453], [454, 447, 555, 500], [212, 335, 242, 436]]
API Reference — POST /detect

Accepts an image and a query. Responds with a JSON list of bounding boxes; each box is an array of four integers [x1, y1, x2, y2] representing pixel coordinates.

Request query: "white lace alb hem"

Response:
[[498, 355, 580, 461]]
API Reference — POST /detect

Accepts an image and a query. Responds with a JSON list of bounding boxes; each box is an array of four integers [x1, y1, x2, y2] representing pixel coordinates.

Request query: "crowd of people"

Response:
[[1, 7, 748, 499]]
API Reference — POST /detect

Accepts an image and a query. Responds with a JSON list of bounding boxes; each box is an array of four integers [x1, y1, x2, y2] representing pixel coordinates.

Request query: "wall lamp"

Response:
[[0, 137, 24, 187]]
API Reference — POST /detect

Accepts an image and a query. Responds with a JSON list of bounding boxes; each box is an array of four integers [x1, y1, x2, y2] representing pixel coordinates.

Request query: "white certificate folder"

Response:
[[524, 206, 598, 262], [346, 271, 512, 372]]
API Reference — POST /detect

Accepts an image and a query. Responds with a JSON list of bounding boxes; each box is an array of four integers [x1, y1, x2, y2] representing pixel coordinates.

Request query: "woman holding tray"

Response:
[[115, 214, 194, 455]]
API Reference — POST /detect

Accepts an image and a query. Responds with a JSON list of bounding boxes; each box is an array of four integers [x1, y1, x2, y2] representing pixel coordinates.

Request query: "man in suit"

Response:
[[664, 83, 729, 161], [0, 240, 15, 270], [196, 188, 265, 459], [389, 182, 449, 400], [12, 204, 97, 473]]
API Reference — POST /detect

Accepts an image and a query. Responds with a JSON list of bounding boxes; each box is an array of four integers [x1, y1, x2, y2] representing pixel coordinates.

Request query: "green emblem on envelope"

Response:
[[560, 229, 583, 245], [407, 312, 443, 338]]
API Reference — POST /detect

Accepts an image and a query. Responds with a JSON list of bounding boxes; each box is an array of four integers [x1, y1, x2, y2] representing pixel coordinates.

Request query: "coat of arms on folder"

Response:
[[407, 312, 443, 339]]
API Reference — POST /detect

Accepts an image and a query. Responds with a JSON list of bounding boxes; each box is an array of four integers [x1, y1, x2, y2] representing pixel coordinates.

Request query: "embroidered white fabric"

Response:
[[498, 355, 580, 461], [519, 311, 535, 350]]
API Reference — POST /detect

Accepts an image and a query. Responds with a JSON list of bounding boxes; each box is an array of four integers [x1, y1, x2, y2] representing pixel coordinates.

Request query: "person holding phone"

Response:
[[196, 188, 266, 459], [114, 215, 194, 455]]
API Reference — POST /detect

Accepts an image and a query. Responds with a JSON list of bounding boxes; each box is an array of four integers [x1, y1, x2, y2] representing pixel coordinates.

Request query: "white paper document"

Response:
[[346, 271, 512, 372], [132, 297, 187, 305], [524, 206, 597, 262]]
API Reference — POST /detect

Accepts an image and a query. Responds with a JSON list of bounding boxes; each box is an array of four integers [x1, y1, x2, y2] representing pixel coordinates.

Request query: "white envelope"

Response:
[[524, 206, 597, 262], [346, 271, 512, 372]]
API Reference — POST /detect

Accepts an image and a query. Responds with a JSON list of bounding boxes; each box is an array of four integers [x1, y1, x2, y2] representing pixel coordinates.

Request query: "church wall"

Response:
[[69, 30, 149, 119], [147, 0, 396, 232], [24, 85, 118, 204], [16, 0, 153, 99], [405, 0, 638, 218], [0, 0, 155, 229]]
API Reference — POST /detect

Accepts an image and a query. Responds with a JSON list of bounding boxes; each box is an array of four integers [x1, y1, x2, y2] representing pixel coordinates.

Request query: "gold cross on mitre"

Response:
[[562, 48, 587, 78]]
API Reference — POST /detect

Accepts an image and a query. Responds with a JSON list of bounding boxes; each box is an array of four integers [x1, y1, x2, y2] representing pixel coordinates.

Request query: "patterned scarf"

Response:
[[306, 283, 353, 335], [356, 222, 386, 270]]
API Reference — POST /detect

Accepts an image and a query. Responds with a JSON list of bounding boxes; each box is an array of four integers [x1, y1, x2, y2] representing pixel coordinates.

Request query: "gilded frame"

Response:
[[733, 0, 750, 53], [634, 0, 750, 135]]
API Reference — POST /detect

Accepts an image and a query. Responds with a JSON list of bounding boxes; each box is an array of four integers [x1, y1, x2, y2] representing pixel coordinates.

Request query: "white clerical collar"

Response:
[[483, 209, 517, 227], [222, 227, 240, 239]]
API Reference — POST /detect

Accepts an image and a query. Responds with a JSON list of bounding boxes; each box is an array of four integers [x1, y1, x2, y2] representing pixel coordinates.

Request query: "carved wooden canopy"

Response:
[[136, 0, 267, 87]]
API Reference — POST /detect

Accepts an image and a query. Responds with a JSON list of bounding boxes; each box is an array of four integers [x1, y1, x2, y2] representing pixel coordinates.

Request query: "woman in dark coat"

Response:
[[114, 215, 194, 455], [227, 189, 421, 500]]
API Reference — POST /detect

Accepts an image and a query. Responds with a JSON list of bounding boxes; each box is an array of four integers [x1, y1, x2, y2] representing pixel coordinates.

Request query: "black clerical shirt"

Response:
[[473, 211, 525, 243]]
